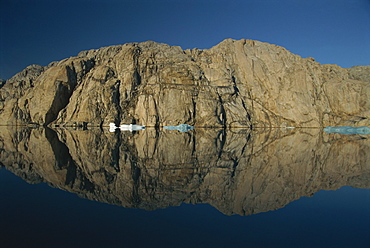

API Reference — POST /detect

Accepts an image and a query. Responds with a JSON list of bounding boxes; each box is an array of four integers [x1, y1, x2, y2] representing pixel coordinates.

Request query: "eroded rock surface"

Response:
[[1, 39, 369, 127], [348, 65, 370, 83], [1, 126, 369, 215]]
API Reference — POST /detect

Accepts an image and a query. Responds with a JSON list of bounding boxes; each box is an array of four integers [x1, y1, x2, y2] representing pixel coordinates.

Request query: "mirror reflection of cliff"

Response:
[[1, 126, 369, 216]]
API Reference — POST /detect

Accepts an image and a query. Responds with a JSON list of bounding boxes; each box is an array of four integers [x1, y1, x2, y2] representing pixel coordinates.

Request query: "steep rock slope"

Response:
[[1, 39, 369, 127]]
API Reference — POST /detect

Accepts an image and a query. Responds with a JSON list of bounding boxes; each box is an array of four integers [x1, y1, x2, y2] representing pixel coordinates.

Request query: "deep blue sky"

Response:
[[1, 0, 369, 80]]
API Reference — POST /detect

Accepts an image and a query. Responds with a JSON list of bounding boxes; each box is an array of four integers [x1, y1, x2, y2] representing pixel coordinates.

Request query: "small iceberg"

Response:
[[324, 126, 370, 135], [163, 124, 194, 132], [109, 123, 146, 132]]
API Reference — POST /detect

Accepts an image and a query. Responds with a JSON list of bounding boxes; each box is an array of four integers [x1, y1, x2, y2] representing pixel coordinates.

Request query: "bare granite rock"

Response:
[[348, 65, 370, 83], [1, 39, 369, 127]]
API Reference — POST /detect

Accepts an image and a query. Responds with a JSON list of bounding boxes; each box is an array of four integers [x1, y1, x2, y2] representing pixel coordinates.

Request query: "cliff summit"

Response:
[[1, 39, 369, 127]]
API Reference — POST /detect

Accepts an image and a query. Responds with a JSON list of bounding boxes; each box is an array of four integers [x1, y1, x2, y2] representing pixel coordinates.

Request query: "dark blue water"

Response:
[[1, 168, 369, 248]]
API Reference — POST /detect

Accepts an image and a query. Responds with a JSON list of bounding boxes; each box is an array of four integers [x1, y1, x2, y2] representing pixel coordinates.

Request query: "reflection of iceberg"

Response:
[[324, 126, 370, 135], [109, 123, 145, 132], [163, 124, 194, 132]]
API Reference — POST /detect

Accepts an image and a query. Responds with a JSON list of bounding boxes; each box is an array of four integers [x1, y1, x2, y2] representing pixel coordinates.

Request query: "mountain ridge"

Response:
[[1, 39, 369, 127]]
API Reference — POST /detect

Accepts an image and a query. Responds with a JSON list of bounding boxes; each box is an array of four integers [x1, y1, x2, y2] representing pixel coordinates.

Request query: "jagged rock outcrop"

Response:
[[1, 39, 369, 127], [1, 126, 369, 215], [0, 79, 5, 88]]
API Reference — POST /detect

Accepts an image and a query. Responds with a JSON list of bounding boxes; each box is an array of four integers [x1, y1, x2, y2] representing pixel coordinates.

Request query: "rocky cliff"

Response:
[[1, 126, 369, 215], [1, 39, 369, 127]]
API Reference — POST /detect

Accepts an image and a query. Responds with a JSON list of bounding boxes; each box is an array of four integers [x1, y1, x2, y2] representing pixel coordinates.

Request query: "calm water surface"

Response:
[[0, 127, 369, 248]]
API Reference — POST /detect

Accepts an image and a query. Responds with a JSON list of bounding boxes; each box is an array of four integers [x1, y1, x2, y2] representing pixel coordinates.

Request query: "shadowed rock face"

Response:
[[348, 65, 370, 83], [1, 39, 369, 127], [1, 126, 369, 216]]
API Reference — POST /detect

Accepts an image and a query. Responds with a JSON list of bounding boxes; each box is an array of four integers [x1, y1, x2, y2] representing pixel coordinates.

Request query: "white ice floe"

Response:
[[109, 123, 146, 132], [163, 124, 194, 132], [324, 126, 370, 135]]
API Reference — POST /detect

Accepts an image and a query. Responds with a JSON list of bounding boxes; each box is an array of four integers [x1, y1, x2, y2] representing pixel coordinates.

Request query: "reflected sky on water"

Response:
[[0, 127, 369, 247]]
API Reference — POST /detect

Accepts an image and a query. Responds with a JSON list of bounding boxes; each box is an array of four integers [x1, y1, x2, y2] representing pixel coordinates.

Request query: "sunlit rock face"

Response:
[[1, 126, 369, 216], [1, 39, 369, 127]]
